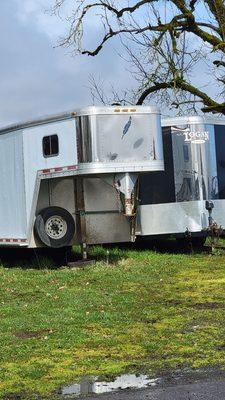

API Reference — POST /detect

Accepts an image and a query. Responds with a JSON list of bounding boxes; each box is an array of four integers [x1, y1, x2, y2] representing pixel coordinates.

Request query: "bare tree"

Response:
[[53, 0, 225, 114]]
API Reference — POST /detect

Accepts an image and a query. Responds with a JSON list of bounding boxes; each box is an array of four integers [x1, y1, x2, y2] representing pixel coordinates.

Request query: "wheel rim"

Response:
[[45, 215, 68, 240]]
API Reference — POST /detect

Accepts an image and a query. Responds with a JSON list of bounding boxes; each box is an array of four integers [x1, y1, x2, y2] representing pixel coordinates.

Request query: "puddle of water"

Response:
[[60, 374, 160, 396], [61, 384, 81, 396], [93, 374, 159, 394]]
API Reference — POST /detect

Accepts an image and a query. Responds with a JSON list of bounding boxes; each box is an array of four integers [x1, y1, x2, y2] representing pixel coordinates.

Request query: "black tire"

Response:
[[34, 207, 75, 248]]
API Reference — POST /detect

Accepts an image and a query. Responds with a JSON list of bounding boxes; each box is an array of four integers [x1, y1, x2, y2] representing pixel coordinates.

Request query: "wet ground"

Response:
[[75, 379, 225, 400], [60, 374, 160, 396], [58, 369, 225, 399]]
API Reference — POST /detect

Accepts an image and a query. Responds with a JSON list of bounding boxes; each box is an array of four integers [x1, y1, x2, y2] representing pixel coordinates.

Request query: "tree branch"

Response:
[[213, 60, 225, 67], [99, 0, 155, 18], [54, 0, 225, 115], [205, 0, 225, 38], [136, 78, 221, 114], [172, 0, 225, 47]]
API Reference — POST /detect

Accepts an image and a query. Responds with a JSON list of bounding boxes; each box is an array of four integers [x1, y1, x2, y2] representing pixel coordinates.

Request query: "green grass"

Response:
[[1, 242, 225, 398]]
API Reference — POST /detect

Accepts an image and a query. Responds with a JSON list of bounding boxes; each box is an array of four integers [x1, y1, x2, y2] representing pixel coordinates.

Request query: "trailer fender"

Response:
[[34, 206, 75, 248]]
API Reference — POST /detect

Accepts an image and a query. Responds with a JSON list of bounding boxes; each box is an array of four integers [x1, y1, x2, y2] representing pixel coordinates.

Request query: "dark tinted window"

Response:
[[139, 127, 176, 205], [215, 125, 225, 199], [176, 177, 192, 202], [43, 135, 59, 157], [183, 145, 189, 162]]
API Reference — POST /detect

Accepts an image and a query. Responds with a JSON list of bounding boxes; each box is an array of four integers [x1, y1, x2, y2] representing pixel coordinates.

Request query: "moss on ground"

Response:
[[1, 242, 225, 397]]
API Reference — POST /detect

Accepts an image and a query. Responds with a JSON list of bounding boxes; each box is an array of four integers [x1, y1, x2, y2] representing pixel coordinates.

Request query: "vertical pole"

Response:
[[82, 243, 88, 261], [106, 250, 109, 265], [208, 208, 213, 227], [205, 201, 215, 252]]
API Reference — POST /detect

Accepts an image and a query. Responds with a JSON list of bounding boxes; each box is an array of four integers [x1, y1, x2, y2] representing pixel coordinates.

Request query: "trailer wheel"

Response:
[[34, 207, 75, 248]]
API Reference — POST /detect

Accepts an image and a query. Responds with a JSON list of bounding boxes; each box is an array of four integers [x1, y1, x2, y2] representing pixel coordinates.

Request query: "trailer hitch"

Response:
[[114, 172, 138, 217]]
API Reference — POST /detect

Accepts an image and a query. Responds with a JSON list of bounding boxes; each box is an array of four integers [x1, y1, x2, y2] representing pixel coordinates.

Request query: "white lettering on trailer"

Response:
[[172, 126, 209, 144], [183, 130, 209, 144]]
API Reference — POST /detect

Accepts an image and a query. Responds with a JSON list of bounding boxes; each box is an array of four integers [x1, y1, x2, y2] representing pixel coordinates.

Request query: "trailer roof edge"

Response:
[[0, 106, 160, 135], [162, 115, 225, 126], [0, 112, 75, 135]]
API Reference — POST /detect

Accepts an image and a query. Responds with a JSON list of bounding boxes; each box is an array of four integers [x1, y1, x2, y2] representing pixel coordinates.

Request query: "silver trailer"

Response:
[[137, 115, 225, 241], [0, 106, 163, 248]]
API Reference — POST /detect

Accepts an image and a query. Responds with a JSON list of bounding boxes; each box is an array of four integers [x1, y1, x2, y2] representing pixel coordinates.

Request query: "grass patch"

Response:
[[1, 241, 225, 397]]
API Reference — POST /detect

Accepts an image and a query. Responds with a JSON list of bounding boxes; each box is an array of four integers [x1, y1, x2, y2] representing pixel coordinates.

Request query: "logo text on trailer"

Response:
[[172, 126, 209, 144]]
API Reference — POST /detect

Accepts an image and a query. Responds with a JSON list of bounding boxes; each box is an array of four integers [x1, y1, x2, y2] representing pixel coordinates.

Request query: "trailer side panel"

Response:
[[0, 131, 26, 239], [22, 119, 77, 243]]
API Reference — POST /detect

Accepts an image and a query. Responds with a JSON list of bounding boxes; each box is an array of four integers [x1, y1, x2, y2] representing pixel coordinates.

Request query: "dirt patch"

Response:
[[2, 393, 30, 400], [14, 329, 54, 339], [216, 344, 225, 351], [165, 300, 225, 310], [190, 302, 225, 310], [166, 300, 182, 306]]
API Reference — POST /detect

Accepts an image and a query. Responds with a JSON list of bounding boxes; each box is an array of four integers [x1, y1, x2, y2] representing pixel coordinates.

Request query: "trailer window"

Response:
[[43, 135, 59, 157]]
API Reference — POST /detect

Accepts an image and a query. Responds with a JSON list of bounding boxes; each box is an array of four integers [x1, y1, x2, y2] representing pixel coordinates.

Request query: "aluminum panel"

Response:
[[93, 114, 163, 163], [36, 178, 76, 217], [76, 111, 164, 174], [85, 213, 131, 244], [211, 199, 225, 228], [83, 177, 120, 212], [163, 115, 225, 127], [137, 201, 208, 236], [0, 131, 27, 238], [75, 160, 164, 174], [83, 176, 132, 243], [76, 106, 160, 116]]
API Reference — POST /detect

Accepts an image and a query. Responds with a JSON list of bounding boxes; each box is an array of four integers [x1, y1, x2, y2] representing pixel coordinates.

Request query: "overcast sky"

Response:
[[0, 1, 216, 127], [0, 0, 133, 127]]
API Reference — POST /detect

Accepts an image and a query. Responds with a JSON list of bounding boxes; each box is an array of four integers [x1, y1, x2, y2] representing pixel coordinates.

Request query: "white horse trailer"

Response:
[[0, 106, 164, 248], [137, 115, 225, 242]]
